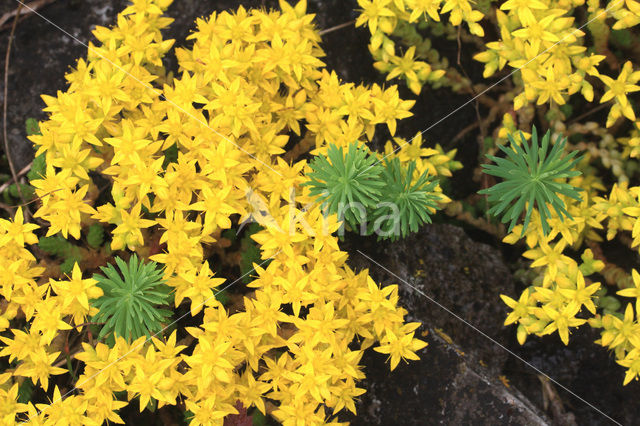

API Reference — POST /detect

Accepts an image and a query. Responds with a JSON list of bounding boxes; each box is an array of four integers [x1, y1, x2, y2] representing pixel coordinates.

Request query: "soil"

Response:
[[1, 0, 638, 425]]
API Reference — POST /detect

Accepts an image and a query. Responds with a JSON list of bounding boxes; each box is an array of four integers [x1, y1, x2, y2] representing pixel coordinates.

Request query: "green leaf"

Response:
[[370, 158, 441, 241], [27, 153, 46, 182], [60, 256, 81, 275], [86, 224, 105, 248], [162, 143, 179, 169], [252, 409, 267, 426], [17, 378, 34, 404], [8, 183, 35, 199], [25, 118, 41, 136], [303, 142, 384, 229], [91, 254, 172, 344], [38, 234, 74, 257], [479, 126, 583, 235], [611, 29, 632, 47], [240, 224, 266, 284], [215, 290, 230, 306]]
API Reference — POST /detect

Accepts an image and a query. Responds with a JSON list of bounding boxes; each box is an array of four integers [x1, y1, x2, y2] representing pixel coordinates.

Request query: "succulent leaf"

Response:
[[479, 127, 583, 235]]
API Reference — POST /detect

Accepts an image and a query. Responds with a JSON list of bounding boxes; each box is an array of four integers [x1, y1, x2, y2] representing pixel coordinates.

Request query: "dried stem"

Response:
[[3, 3, 25, 206], [318, 20, 355, 36], [0, 0, 57, 31], [0, 160, 31, 193]]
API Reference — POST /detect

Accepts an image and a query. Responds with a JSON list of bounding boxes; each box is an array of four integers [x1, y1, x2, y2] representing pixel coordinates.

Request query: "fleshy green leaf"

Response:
[[91, 254, 172, 343], [479, 126, 583, 235]]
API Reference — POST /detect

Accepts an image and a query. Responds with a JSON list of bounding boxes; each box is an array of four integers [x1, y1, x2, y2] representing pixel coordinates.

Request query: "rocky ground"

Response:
[[0, 0, 638, 424]]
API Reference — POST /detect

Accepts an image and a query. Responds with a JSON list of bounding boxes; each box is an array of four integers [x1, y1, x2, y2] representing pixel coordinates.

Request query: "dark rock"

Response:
[[345, 224, 634, 425], [345, 329, 549, 425], [341, 225, 552, 424], [346, 224, 514, 376]]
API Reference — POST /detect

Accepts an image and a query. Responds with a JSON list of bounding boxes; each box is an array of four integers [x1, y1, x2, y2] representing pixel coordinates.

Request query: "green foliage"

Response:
[[305, 143, 443, 240], [38, 234, 72, 257], [371, 158, 441, 241], [304, 143, 385, 229], [25, 118, 40, 136], [478, 127, 583, 235], [17, 378, 34, 404], [38, 234, 83, 274], [8, 183, 35, 199], [1, 118, 43, 202], [240, 223, 265, 284], [251, 409, 267, 426], [162, 143, 179, 169], [183, 410, 195, 425], [26, 118, 46, 183], [86, 223, 105, 248], [611, 29, 632, 47], [91, 254, 172, 342], [59, 257, 81, 275], [27, 154, 46, 182], [215, 289, 230, 306]]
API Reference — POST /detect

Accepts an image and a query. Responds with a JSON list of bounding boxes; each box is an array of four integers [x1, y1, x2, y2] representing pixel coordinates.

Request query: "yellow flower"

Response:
[[395, 132, 438, 164], [618, 269, 640, 314], [34, 386, 94, 425], [0, 207, 39, 247], [617, 348, 640, 385], [111, 202, 156, 250], [531, 65, 569, 105], [523, 239, 571, 280], [370, 85, 415, 136], [500, 288, 532, 325], [175, 261, 226, 316], [558, 270, 600, 315], [122, 157, 169, 203], [189, 186, 237, 233], [600, 61, 640, 123], [355, 0, 396, 35], [500, 0, 548, 26], [13, 349, 67, 391], [251, 210, 307, 259], [49, 262, 103, 325], [30, 297, 73, 345], [0, 329, 41, 363], [40, 185, 96, 240], [30, 166, 79, 209], [0, 381, 27, 422], [236, 370, 271, 414], [604, 304, 640, 350], [374, 329, 428, 370], [49, 140, 102, 181], [407, 0, 441, 22], [104, 119, 158, 166], [385, 46, 427, 94], [541, 301, 586, 345]]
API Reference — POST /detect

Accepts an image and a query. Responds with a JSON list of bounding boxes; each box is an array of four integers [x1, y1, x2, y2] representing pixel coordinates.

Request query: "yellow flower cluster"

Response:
[[474, 0, 607, 110], [499, 169, 640, 385], [472, 0, 640, 131], [383, 131, 462, 178], [499, 174, 602, 343], [353, 0, 640, 388], [0, 207, 108, 422], [0, 0, 432, 424], [605, 0, 640, 30], [355, 0, 484, 93]]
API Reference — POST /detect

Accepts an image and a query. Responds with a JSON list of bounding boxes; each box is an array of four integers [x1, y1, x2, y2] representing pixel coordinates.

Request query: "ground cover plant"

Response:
[[356, 0, 640, 386], [0, 1, 439, 423], [1, 0, 640, 424]]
